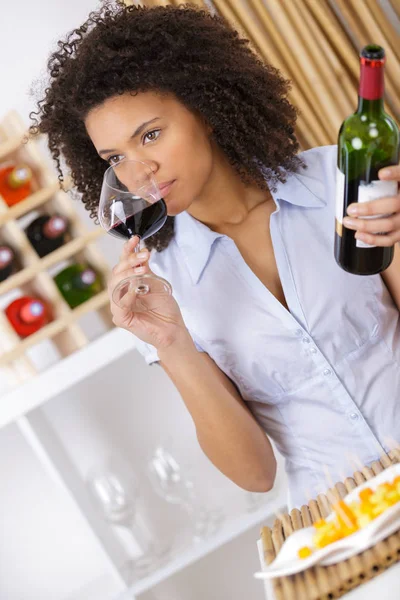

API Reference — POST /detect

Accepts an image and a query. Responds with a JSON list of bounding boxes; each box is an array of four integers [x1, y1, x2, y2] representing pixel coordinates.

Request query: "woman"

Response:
[[30, 2, 400, 510]]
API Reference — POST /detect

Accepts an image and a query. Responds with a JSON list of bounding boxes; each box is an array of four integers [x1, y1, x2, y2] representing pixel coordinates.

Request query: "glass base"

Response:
[[112, 273, 172, 313], [123, 539, 172, 582], [191, 506, 225, 543]]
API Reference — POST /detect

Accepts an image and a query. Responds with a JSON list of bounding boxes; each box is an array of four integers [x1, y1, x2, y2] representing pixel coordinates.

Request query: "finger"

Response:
[[111, 289, 138, 327], [355, 230, 400, 247], [347, 194, 400, 218], [379, 165, 400, 180], [343, 212, 400, 235], [120, 235, 141, 261], [111, 281, 137, 314], [112, 263, 150, 284], [108, 264, 151, 301], [112, 248, 150, 277]]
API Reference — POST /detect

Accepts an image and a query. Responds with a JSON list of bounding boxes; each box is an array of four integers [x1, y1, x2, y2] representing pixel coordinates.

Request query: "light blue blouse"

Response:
[[134, 145, 400, 510]]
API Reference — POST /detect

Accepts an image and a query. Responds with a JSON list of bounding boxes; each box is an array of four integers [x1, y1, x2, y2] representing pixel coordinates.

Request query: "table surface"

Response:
[[256, 540, 400, 600]]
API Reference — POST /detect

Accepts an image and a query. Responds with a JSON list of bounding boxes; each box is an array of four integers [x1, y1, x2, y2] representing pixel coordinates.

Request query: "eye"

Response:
[[143, 129, 161, 145], [106, 154, 124, 166]]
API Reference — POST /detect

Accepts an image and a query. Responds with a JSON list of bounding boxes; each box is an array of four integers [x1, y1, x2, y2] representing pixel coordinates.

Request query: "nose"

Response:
[[119, 152, 159, 173], [138, 159, 159, 175]]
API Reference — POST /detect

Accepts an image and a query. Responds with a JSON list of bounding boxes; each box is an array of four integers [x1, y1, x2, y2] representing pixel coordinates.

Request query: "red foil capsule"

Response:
[[5, 296, 51, 338], [359, 56, 385, 101]]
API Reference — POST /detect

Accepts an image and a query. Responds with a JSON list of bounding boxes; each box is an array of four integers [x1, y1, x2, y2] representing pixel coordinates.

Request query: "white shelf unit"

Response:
[[0, 328, 136, 428], [0, 323, 287, 600], [116, 491, 286, 599], [16, 409, 287, 600]]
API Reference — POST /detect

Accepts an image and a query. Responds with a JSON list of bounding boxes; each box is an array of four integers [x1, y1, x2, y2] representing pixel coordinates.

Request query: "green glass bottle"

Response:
[[335, 44, 399, 275], [54, 263, 102, 308]]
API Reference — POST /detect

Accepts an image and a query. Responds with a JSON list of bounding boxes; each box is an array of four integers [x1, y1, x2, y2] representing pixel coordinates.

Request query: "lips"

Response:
[[158, 180, 175, 196]]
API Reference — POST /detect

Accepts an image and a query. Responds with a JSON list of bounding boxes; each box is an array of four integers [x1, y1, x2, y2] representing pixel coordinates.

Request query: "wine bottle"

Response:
[[26, 214, 69, 257], [335, 45, 400, 275], [0, 164, 33, 207], [5, 296, 51, 338], [0, 245, 15, 282], [54, 263, 102, 308]]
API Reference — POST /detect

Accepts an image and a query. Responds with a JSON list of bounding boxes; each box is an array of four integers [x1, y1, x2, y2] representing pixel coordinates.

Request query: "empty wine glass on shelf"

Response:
[[86, 456, 171, 580], [98, 159, 172, 312], [146, 445, 224, 544]]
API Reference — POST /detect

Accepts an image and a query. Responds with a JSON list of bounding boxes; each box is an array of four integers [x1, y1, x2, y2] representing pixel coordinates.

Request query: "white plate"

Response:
[[254, 463, 400, 580]]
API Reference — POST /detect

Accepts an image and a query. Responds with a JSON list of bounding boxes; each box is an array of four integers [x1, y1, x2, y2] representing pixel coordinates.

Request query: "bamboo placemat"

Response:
[[260, 447, 400, 600]]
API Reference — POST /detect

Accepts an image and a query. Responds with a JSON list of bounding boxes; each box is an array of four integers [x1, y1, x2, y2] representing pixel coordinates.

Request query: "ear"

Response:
[[205, 121, 213, 136]]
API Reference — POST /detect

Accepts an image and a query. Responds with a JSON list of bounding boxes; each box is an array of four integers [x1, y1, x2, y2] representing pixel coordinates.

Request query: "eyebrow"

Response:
[[98, 117, 161, 156]]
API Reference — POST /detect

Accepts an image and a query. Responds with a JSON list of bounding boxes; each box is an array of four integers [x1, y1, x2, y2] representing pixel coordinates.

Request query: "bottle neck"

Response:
[[0, 246, 14, 268], [43, 216, 67, 239], [356, 97, 384, 115], [7, 166, 32, 189], [20, 300, 44, 324], [73, 269, 96, 289], [357, 56, 385, 116]]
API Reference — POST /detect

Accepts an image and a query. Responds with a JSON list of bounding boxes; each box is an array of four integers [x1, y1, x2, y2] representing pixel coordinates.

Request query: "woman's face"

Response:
[[85, 91, 215, 216]]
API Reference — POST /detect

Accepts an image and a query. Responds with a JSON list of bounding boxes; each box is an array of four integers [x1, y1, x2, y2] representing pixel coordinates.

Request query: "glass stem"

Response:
[[127, 518, 153, 554], [133, 236, 142, 269]]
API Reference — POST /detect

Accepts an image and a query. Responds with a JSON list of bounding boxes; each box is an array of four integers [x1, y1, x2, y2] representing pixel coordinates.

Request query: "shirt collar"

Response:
[[174, 161, 327, 284], [174, 211, 224, 284], [272, 164, 328, 209]]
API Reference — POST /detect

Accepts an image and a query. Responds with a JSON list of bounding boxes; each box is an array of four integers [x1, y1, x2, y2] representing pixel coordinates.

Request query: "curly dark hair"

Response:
[[29, 1, 305, 252]]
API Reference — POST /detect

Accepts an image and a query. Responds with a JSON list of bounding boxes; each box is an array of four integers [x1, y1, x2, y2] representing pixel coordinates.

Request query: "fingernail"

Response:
[[347, 205, 359, 215], [137, 251, 148, 259], [380, 168, 393, 178], [134, 266, 145, 273], [343, 217, 357, 227]]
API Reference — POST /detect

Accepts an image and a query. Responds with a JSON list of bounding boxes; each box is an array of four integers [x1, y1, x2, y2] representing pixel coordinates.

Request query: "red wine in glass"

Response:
[[109, 198, 167, 241], [98, 159, 172, 313]]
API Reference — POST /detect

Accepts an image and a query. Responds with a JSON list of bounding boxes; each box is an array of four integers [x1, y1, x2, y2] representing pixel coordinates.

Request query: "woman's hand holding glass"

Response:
[[108, 235, 191, 350]]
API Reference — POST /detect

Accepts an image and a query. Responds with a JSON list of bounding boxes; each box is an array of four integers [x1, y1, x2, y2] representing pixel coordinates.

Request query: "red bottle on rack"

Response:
[[0, 245, 15, 282], [0, 163, 33, 207], [5, 297, 51, 338]]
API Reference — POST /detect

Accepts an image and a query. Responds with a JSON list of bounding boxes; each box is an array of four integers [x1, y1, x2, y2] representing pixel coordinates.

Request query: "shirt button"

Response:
[[296, 329, 303, 337], [323, 368, 332, 376], [350, 413, 359, 421], [302, 337, 311, 343], [310, 347, 317, 354]]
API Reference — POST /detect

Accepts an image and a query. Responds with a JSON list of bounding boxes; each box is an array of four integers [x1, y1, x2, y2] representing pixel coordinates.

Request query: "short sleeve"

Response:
[[132, 333, 205, 366]]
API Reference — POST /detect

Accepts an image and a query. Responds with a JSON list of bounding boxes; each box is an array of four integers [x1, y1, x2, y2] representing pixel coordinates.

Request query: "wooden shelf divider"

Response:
[[0, 110, 114, 390]]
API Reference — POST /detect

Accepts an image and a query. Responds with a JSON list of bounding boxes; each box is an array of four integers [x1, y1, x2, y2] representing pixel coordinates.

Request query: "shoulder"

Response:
[[276, 145, 338, 209], [292, 145, 338, 207], [298, 144, 337, 173]]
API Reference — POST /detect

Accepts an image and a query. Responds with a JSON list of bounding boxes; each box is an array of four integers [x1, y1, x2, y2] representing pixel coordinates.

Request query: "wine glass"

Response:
[[147, 445, 224, 543], [98, 159, 172, 312], [86, 456, 170, 580]]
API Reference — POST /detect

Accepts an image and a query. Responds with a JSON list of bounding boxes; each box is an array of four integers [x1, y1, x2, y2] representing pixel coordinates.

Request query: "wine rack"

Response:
[[0, 110, 114, 390]]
